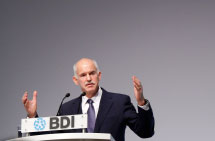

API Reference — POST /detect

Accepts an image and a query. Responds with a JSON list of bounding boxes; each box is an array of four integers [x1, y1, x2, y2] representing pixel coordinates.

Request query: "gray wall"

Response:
[[1, 0, 215, 140]]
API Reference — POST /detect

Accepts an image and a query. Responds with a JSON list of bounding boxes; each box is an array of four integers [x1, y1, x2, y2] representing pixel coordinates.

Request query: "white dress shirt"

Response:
[[82, 87, 103, 118]]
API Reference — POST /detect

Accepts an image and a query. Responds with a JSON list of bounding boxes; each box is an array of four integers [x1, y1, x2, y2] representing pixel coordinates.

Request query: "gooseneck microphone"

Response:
[[56, 93, 70, 116]]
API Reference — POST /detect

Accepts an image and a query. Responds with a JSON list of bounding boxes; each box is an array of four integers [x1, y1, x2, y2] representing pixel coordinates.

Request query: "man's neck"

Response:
[[85, 87, 99, 98]]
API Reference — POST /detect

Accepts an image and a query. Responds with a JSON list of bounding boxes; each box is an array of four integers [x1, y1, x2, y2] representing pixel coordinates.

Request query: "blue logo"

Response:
[[34, 118, 46, 131]]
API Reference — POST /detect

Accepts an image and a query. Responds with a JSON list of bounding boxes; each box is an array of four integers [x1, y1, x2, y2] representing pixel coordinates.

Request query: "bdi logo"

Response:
[[50, 116, 75, 129], [33, 116, 75, 131], [34, 118, 46, 131]]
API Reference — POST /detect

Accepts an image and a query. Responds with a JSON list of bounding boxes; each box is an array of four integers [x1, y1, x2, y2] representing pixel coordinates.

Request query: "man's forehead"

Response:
[[76, 59, 95, 68], [76, 60, 96, 72]]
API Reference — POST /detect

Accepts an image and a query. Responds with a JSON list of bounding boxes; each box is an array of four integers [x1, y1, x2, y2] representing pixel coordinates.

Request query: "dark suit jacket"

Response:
[[59, 88, 155, 141]]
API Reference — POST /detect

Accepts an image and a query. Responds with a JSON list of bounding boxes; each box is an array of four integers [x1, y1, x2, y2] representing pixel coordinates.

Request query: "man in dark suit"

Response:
[[22, 58, 155, 141]]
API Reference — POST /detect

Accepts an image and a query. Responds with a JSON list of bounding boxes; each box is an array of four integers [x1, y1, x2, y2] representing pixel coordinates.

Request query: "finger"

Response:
[[22, 91, 28, 104], [32, 91, 37, 102], [24, 100, 29, 107], [132, 76, 135, 82], [133, 76, 141, 85], [132, 76, 139, 87], [132, 76, 139, 82], [134, 83, 142, 91], [133, 79, 141, 88], [133, 78, 143, 89]]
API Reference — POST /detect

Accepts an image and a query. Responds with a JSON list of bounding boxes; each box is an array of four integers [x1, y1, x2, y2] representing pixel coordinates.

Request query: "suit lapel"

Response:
[[72, 94, 83, 114], [94, 88, 113, 132]]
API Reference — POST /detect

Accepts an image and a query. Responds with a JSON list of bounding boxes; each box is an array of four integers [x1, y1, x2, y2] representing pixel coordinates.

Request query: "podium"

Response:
[[7, 133, 115, 141], [8, 114, 115, 141]]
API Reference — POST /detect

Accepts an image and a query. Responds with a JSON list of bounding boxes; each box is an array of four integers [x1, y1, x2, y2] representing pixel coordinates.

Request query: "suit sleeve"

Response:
[[123, 96, 155, 138]]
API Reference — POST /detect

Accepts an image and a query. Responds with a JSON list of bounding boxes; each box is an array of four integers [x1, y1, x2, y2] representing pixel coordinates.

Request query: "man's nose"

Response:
[[86, 74, 91, 81]]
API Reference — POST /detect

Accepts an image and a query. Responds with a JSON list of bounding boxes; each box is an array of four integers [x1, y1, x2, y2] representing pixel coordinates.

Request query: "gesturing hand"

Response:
[[22, 91, 37, 118], [132, 76, 145, 106]]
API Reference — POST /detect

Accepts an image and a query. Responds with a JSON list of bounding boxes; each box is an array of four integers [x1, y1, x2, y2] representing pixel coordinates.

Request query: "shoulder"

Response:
[[101, 88, 131, 102], [60, 95, 82, 115], [62, 95, 81, 107]]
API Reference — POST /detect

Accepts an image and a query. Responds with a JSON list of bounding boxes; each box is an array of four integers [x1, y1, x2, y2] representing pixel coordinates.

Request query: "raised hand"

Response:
[[132, 76, 145, 106], [22, 91, 37, 118]]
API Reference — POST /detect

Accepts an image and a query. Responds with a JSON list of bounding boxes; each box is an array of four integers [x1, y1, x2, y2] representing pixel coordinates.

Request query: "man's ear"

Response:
[[98, 71, 102, 81], [73, 76, 79, 85]]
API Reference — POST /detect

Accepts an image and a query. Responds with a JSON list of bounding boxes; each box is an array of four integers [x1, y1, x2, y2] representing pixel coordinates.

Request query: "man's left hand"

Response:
[[132, 76, 145, 106]]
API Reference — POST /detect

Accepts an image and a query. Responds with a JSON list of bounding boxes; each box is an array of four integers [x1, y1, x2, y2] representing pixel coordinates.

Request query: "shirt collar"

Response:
[[82, 87, 102, 104]]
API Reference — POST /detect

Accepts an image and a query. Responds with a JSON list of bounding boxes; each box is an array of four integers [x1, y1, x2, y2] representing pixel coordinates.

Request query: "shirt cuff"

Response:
[[138, 99, 150, 111], [27, 112, 38, 118]]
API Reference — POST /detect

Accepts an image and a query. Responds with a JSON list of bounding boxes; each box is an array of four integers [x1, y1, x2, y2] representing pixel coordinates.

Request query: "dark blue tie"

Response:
[[87, 99, 96, 133]]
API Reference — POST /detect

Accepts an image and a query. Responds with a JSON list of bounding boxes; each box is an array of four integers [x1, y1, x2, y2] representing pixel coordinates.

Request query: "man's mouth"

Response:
[[86, 83, 95, 87]]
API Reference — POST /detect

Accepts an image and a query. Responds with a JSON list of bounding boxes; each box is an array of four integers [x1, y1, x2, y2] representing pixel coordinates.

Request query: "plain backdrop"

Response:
[[1, 0, 215, 140]]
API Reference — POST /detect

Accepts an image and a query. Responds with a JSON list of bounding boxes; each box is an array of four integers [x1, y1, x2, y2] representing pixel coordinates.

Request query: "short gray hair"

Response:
[[73, 59, 100, 78]]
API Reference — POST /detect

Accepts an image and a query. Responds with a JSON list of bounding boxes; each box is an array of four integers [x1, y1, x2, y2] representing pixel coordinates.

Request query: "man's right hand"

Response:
[[22, 91, 37, 118]]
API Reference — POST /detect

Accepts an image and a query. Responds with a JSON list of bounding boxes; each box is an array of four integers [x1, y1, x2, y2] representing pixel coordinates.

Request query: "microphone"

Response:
[[56, 93, 70, 116], [81, 92, 86, 96]]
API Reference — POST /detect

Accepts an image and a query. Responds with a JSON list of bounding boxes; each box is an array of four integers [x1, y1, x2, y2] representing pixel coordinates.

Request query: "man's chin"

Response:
[[85, 87, 98, 95]]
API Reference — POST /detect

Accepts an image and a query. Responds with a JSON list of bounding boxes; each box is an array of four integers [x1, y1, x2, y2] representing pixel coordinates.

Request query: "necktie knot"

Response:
[[87, 99, 94, 104]]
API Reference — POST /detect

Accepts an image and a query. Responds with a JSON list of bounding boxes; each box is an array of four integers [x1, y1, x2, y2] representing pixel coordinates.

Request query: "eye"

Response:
[[80, 73, 86, 77], [90, 71, 96, 75]]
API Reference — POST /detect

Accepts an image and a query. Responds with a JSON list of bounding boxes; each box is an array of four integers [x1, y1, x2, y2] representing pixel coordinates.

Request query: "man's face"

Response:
[[73, 59, 101, 96]]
